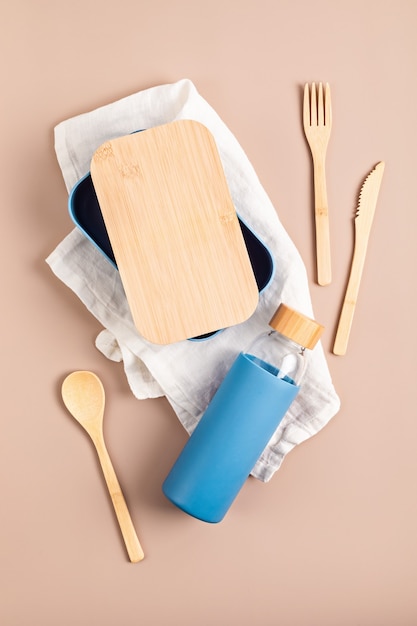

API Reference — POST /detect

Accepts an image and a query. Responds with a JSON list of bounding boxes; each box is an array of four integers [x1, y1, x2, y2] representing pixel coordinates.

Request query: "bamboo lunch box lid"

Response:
[[90, 120, 259, 344]]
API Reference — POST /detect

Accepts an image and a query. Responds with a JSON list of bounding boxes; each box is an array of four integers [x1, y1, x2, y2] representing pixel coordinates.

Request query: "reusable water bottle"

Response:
[[162, 303, 324, 523]]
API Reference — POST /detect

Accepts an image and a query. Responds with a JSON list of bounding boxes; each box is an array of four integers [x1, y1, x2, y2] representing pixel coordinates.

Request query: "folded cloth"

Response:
[[46, 78, 340, 482]]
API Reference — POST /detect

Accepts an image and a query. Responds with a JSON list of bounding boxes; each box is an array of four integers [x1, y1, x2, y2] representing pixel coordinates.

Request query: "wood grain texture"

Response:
[[90, 120, 258, 344], [333, 162, 385, 356], [303, 82, 332, 286], [269, 304, 324, 350], [62, 371, 145, 563]]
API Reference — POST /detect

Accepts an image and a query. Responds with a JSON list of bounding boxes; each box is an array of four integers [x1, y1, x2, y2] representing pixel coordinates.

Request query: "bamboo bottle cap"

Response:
[[269, 304, 324, 349]]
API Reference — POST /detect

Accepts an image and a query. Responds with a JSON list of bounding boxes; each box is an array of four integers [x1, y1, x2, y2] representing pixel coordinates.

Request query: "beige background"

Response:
[[2, 1, 416, 624]]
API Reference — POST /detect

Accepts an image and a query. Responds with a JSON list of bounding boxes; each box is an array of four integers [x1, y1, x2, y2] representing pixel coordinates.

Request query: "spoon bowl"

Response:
[[62, 370, 105, 431], [61, 370, 144, 563]]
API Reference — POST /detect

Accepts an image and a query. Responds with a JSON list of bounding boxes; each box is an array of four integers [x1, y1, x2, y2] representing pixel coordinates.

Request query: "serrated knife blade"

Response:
[[333, 161, 385, 355]]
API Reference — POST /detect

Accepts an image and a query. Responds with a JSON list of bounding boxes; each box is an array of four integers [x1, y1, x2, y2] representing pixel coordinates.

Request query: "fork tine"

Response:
[[310, 82, 317, 126], [325, 82, 332, 126], [303, 83, 310, 127], [318, 82, 324, 126]]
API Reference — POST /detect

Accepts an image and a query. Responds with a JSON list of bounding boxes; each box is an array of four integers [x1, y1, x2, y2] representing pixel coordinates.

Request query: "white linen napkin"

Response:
[[46, 78, 340, 482]]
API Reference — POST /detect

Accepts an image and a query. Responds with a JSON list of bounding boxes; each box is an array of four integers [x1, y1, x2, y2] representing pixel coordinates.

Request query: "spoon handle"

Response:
[[94, 436, 144, 563]]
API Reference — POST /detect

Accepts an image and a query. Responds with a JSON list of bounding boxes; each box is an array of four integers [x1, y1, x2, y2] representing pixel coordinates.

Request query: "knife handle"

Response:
[[333, 245, 364, 356]]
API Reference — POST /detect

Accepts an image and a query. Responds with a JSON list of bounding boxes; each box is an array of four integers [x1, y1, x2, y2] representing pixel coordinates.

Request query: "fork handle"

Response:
[[312, 156, 331, 285]]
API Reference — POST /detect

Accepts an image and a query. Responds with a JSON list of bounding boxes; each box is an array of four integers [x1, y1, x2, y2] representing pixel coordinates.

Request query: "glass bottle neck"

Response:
[[245, 330, 307, 386]]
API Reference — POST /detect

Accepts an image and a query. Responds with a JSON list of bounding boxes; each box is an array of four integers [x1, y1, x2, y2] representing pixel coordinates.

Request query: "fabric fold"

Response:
[[46, 78, 340, 482]]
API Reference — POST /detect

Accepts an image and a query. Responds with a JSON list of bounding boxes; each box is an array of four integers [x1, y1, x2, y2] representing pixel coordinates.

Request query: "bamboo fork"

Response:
[[303, 82, 332, 285]]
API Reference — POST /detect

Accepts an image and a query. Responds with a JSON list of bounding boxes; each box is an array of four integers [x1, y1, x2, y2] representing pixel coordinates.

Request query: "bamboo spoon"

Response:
[[61, 371, 144, 563]]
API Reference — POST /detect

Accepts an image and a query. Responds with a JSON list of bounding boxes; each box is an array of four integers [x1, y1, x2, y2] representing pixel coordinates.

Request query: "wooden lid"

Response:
[[90, 120, 259, 344], [269, 304, 324, 349]]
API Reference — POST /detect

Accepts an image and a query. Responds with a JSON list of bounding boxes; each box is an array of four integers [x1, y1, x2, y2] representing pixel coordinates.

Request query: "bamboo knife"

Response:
[[333, 161, 385, 356]]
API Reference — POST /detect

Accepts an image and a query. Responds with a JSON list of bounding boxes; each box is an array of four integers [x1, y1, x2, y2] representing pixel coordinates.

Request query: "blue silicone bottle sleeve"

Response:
[[162, 352, 300, 523]]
